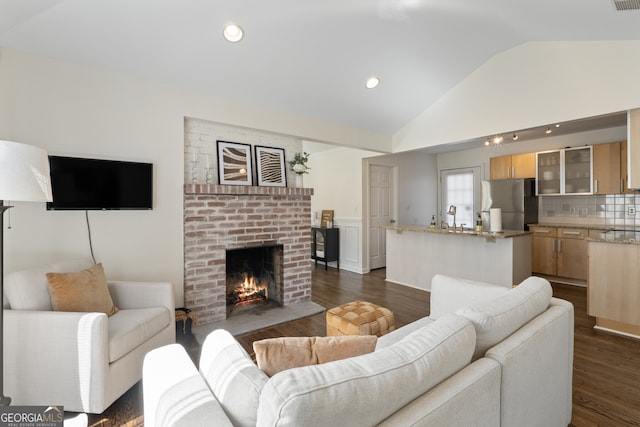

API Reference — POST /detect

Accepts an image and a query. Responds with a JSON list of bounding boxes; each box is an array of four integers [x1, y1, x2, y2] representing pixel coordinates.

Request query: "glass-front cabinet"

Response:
[[563, 147, 592, 194], [536, 147, 592, 195], [537, 150, 561, 195]]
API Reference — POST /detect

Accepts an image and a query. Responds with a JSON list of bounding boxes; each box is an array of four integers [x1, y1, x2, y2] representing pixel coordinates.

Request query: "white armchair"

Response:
[[2, 258, 175, 413]]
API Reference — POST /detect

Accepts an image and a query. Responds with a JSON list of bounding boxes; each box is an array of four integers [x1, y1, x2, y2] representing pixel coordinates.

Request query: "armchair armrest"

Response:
[[107, 281, 175, 311], [4, 309, 109, 411], [144, 344, 233, 427]]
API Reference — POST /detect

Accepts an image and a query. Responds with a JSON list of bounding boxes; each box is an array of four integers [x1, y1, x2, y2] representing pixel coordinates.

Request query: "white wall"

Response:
[[0, 48, 388, 305], [365, 151, 438, 225], [304, 145, 379, 273], [394, 41, 640, 153], [303, 146, 436, 274]]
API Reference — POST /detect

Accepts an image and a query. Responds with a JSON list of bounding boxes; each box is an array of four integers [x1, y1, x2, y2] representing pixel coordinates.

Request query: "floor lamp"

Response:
[[0, 140, 53, 406]]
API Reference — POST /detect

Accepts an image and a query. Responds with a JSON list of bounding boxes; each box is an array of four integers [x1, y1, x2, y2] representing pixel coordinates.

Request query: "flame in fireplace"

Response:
[[228, 274, 268, 306]]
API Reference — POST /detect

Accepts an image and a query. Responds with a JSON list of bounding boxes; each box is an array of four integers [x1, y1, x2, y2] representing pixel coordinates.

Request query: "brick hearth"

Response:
[[183, 184, 314, 325]]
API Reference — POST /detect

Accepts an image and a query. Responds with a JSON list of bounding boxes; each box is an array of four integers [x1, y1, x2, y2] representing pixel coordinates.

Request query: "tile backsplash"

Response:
[[539, 194, 640, 228]]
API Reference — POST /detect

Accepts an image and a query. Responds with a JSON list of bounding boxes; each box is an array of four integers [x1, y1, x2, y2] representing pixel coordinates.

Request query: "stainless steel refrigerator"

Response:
[[481, 178, 538, 231]]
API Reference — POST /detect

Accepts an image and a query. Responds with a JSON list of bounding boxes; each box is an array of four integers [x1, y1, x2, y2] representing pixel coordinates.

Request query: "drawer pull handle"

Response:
[[563, 231, 581, 236], [535, 230, 551, 234]]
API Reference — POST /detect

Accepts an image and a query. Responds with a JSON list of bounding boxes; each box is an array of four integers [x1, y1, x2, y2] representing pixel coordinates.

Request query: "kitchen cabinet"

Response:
[[311, 227, 339, 270], [536, 151, 561, 195], [589, 240, 640, 337], [593, 141, 623, 194], [531, 226, 557, 275], [556, 228, 588, 280], [490, 153, 535, 180], [626, 108, 640, 189], [531, 226, 587, 280], [619, 141, 634, 194], [536, 147, 592, 195]]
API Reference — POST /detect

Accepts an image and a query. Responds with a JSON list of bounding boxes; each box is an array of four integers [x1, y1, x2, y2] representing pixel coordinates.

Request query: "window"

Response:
[[440, 167, 482, 229]]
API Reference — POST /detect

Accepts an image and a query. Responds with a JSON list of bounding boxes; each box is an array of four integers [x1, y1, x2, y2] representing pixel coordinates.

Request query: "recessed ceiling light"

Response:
[[223, 23, 244, 42], [365, 76, 380, 89], [546, 127, 552, 134], [512, 133, 519, 141]]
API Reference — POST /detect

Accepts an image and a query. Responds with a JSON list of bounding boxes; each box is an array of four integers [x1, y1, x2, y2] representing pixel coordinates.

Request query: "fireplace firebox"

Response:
[[225, 244, 284, 314]]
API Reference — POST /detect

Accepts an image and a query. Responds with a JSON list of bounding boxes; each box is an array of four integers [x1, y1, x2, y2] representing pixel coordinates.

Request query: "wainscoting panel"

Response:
[[333, 218, 365, 274]]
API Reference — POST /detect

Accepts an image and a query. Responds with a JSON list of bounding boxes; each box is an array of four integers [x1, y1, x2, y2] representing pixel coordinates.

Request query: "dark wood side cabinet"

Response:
[[311, 227, 339, 270]]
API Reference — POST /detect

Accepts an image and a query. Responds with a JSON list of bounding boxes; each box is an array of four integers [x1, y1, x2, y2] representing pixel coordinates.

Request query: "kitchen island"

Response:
[[588, 230, 640, 338], [384, 225, 531, 291]]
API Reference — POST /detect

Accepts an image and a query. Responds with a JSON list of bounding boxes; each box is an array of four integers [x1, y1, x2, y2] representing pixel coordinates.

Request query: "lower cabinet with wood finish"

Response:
[[588, 240, 640, 337], [531, 226, 587, 281]]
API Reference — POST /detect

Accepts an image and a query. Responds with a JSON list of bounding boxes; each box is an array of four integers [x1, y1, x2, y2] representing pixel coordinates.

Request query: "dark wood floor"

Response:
[[89, 266, 640, 426]]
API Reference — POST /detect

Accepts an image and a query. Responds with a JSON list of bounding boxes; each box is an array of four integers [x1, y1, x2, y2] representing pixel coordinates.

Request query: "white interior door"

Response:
[[369, 164, 395, 270]]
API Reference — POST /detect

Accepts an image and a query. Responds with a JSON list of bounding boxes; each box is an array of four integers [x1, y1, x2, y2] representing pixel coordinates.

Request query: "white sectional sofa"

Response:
[[143, 275, 574, 426]]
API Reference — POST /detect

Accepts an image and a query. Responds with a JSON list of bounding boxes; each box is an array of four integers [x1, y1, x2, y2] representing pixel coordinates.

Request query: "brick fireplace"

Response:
[[183, 184, 314, 325]]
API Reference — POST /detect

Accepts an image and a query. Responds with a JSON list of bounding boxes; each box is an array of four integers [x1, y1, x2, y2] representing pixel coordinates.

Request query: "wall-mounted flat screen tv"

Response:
[[47, 155, 153, 210]]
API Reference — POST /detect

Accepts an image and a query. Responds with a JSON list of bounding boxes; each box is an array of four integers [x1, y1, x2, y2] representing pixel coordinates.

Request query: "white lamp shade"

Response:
[[0, 140, 53, 202]]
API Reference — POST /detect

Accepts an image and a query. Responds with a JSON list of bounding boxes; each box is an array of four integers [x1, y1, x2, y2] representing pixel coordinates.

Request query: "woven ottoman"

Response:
[[326, 300, 395, 337]]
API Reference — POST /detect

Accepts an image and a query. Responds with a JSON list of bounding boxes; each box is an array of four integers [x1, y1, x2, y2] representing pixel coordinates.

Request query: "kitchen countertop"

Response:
[[587, 230, 640, 245], [530, 223, 640, 232], [382, 224, 530, 239], [529, 223, 640, 244]]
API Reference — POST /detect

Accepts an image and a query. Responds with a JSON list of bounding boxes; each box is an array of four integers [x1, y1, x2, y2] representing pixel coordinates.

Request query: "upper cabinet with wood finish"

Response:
[[626, 108, 640, 189], [490, 153, 535, 180], [619, 141, 634, 194], [592, 141, 632, 194], [593, 142, 621, 194]]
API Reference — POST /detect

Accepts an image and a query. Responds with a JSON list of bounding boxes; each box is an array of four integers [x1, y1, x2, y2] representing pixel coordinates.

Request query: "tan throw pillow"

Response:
[[253, 335, 377, 377], [46, 263, 118, 316]]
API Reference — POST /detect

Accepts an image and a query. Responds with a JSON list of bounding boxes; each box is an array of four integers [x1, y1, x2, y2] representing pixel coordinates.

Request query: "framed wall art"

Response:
[[217, 140, 253, 186], [255, 145, 287, 187]]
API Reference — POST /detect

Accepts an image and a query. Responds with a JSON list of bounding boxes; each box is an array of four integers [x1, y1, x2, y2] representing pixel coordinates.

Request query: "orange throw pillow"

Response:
[[253, 335, 377, 377], [46, 263, 118, 316]]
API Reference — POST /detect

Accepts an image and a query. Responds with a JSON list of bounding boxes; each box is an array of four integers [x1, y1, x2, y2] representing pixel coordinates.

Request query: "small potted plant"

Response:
[[288, 152, 310, 187], [288, 152, 310, 175]]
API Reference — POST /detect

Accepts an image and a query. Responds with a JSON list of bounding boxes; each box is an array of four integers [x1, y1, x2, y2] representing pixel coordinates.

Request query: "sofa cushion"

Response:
[[46, 263, 118, 316], [375, 316, 434, 350], [429, 274, 510, 319], [456, 276, 552, 360], [200, 329, 269, 427], [257, 314, 476, 427], [109, 307, 171, 363], [4, 258, 94, 311], [253, 335, 377, 377]]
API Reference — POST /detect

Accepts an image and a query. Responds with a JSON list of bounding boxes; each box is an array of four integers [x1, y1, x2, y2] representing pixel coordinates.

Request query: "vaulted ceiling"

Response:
[[1, 0, 640, 137]]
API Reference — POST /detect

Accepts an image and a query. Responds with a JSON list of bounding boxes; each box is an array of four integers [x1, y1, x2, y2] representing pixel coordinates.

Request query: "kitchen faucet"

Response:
[[447, 205, 457, 229]]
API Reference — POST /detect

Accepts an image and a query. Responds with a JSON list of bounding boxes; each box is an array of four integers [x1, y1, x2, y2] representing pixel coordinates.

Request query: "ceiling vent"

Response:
[[612, 0, 640, 10]]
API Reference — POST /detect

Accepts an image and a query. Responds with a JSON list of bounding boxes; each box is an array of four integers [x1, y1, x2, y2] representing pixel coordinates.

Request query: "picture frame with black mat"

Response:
[[217, 140, 253, 186], [255, 145, 287, 187]]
